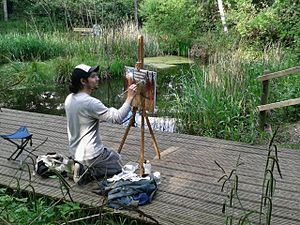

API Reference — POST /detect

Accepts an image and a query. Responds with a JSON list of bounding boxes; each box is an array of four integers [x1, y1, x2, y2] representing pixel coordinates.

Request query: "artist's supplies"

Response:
[[143, 160, 151, 175]]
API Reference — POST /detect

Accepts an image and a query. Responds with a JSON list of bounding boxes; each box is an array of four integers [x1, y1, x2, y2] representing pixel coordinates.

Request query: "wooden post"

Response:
[[140, 102, 145, 176], [118, 35, 160, 177], [137, 35, 145, 175], [136, 35, 144, 71], [259, 71, 270, 130]]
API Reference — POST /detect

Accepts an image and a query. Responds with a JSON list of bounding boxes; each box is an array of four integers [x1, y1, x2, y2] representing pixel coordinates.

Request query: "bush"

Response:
[[226, 0, 300, 47], [140, 0, 198, 55]]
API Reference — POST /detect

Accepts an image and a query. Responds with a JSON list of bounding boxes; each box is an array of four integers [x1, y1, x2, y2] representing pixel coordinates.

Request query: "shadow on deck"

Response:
[[0, 108, 299, 225]]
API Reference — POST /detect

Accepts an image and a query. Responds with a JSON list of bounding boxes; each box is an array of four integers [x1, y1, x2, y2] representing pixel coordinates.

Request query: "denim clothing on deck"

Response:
[[98, 176, 158, 209]]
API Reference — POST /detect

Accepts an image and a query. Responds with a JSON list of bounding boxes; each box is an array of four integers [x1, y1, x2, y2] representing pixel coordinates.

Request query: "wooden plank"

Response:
[[73, 27, 93, 33], [2, 111, 300, 161], [259, 79, 270, 129], [257, 66, 300, 81], [257, 97, 300, 111], [0, 108, 275, 151]]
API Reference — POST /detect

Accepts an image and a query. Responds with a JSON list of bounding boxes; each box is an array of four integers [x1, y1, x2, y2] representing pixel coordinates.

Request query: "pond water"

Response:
[[3, 57, 193, 132]]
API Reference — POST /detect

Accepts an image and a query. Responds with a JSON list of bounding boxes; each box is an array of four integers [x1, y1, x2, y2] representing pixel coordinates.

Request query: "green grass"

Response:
[[0, 186, 144, 225], [279, 143, 300, 150]]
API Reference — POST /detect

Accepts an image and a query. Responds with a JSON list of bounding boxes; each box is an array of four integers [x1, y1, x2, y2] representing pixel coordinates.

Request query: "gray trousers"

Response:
[[81, 148, 123, 179]]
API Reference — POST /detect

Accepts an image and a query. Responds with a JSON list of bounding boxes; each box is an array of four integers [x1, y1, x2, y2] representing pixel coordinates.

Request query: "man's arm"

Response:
[[94, 84, 137, 124]]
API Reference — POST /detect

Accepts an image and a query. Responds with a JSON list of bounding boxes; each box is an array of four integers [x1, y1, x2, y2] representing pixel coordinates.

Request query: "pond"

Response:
[[2, 56, 194, 132]]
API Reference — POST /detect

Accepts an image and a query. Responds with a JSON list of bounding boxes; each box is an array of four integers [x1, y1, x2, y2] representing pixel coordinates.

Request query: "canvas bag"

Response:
[[35, 152, 72, 178]]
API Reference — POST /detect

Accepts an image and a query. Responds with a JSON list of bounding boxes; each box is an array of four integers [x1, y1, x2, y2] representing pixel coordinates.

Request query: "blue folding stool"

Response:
[[0, 126, 34, 160]]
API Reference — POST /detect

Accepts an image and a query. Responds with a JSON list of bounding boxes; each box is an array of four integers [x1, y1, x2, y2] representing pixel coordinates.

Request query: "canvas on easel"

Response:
[[123, 66, 157, 112]]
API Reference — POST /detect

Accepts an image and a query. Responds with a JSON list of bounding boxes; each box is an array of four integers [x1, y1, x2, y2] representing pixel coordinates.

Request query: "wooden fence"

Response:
[[257, 66, 300, 130]]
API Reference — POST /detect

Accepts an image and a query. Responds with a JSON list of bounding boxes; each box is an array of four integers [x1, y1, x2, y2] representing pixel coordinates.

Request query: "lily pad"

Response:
[[145, 56, 193, 69]]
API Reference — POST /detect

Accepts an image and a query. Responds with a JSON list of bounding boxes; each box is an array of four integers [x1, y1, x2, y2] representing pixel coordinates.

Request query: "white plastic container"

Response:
[[153, 171, 161, 185], [143, 160, 152, 175]]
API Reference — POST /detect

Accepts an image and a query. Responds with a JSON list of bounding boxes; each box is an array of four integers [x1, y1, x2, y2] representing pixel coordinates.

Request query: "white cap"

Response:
[[75, 64, 99, 73]]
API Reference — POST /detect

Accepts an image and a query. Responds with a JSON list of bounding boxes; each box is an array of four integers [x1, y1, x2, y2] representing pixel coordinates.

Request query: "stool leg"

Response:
[[8, 147, 22, 160]]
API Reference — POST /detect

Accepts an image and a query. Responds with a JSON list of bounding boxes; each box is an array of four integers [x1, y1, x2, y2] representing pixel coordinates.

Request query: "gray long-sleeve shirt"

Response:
[[64, 92, 131, 161]]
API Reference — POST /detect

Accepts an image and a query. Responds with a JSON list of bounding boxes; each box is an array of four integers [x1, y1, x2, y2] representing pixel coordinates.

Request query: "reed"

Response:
[[172, 45, 299, 143], [216, 128, 282, 224], [172, 55, 259, 142], [215, 155, 245, 224], [0, 33, 68, 64], [0, 22, 161, 82]]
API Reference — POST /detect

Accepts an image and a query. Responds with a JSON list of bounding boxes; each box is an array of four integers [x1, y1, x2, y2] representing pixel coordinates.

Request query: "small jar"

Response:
[[144, 160, 152, 175]]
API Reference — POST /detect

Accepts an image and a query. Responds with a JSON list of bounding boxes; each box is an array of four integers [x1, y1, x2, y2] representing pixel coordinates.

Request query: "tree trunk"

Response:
[[134, 0, 139, 29], [217, 0, 228, 33], [3, 0, 8, 21]]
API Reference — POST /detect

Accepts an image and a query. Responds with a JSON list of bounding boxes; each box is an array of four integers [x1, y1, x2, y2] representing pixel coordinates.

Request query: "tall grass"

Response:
[[0, 22, 161, 80], [172, 45, 299, 143], [0, 22, 163, 114], [0, 33, 69, 64], [172, 53, 260, 142]]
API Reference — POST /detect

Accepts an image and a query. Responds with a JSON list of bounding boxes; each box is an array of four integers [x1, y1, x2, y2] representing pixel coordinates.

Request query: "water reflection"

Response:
[[2, 63, 192, 132]]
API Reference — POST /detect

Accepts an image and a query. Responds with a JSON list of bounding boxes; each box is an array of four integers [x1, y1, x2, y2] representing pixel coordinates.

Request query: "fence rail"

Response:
[[257, 66, 300, 130]]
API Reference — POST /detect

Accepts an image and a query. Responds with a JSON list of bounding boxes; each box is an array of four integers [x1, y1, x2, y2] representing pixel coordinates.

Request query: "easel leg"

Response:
[[145, 115, 161, 159], [118, 107, 137, 153], [140, 108, 145, 176]]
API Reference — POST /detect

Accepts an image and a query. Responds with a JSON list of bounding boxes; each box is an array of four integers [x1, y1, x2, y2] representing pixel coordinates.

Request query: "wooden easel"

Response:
[[118, 35, 161, 176]]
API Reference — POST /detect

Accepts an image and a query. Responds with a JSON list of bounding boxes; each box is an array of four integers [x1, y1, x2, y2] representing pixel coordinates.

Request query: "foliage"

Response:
[[140, 0, 199, 55], [272, 1, 300, 45], [189, 30, 241, 64], [9, 0, 135, 28], [3, 0, 300, 53], [53, 57, 74, 85], [215, 155, 246, 224], [226, 0, 300, 47], [171, 55, 259, 143], [0, 187, 142, 225], [0, 188, 80, 224]]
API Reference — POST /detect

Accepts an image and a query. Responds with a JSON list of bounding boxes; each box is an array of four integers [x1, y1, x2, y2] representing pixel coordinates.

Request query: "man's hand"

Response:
[[125, 84, 137, 104]]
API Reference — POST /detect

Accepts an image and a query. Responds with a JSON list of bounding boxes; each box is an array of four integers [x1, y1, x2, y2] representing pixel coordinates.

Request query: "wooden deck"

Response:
[[0, 108, 300, 225]]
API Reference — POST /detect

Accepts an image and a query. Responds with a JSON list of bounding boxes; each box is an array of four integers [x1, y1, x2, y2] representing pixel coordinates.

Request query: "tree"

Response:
[[3, 0, 8, 21], [217, 0, 228, 33], [134, 0, 139, 29], [140, 0, 199, 54]]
